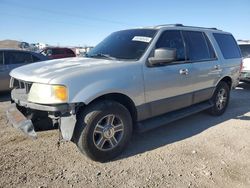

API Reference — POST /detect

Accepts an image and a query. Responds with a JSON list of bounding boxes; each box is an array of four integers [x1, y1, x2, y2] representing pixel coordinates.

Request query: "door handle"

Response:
[[179, 69, 189, 75]]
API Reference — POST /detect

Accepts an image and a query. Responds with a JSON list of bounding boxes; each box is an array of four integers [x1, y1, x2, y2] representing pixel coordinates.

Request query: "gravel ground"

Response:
[[0, 83, 250, 188]]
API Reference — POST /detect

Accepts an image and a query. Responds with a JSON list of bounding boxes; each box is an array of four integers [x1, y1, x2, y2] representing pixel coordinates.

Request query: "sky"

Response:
[[0, 0, 250, 46]]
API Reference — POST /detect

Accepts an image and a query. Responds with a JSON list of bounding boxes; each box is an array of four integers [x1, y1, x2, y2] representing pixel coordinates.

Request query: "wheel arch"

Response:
[[81, 93, 138, 124], [217, 76, 232, 89]]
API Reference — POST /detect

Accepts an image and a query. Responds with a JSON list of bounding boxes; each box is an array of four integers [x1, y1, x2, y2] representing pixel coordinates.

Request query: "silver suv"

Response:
[[6, 24, 242, 162]]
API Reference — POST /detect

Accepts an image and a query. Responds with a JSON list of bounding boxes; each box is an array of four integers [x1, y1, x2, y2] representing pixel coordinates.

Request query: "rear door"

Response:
[[182, 31, 220, 104]]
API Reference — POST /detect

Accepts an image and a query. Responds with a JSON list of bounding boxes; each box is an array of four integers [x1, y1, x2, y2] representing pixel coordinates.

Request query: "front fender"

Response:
[[71, 79, 142, 105]]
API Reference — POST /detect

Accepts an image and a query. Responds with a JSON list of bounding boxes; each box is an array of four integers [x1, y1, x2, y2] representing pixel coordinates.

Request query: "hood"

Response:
[[10, 57, 118, 83]]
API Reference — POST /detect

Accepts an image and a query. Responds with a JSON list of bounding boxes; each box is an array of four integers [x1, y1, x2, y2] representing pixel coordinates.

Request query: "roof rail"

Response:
[[156, 24, 184, 27], [156, 24, 219, 30]]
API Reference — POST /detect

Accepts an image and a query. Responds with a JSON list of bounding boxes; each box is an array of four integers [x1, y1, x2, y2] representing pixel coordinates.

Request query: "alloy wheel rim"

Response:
[[93, 114, 124, 151], [216, 88, 227, 110]]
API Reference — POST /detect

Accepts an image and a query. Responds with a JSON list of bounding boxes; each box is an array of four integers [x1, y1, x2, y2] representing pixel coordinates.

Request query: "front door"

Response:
[[143, 30, 194, 117]]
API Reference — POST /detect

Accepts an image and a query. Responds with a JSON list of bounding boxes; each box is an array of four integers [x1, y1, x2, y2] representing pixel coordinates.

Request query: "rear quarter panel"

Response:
[[208, 31, 241, 88]]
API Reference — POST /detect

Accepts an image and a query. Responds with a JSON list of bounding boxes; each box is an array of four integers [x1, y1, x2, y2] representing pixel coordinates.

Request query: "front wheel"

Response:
[[74, 100, 132, 162], [207, 81, 230, 116]]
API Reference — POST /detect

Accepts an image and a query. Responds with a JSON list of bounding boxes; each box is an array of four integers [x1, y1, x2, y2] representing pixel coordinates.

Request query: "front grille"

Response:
[[10, 78, 33, 94]]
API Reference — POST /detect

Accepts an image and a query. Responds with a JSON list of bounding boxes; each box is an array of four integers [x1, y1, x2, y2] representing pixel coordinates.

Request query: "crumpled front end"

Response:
[[6, 77, 79, 141], [6, 103, 37, 139]]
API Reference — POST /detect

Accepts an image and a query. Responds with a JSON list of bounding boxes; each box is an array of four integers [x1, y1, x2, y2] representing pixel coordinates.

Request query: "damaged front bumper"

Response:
[[6, 103, 37, 139], [6, 89, 78, 141]]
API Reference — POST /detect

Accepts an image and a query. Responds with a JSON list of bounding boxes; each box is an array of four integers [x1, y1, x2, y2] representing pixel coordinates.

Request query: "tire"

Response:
[[207, 81, 230, 116], [74, 100, 132, 162]]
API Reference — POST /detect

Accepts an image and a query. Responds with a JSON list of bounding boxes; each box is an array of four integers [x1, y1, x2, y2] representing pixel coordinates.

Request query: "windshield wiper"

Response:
[[86, 53, 116, 60]]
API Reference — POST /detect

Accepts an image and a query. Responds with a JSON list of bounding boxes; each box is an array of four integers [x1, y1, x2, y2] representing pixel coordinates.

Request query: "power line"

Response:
[[1, 0, 137, 27], [0, 11, 104, 29]]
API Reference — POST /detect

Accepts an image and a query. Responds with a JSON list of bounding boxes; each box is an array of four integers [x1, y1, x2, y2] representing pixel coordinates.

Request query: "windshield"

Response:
[[239, 44, 250, 58], [87, 29, 157, 60]]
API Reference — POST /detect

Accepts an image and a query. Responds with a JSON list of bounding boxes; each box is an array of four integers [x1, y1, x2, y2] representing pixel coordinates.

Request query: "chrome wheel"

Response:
[[93, 114, 124, 151], [215, 88, 227, 110]]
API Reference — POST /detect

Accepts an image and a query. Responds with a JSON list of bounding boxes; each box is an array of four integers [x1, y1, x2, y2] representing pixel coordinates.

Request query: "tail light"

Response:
[[240, 59, 243, 72]]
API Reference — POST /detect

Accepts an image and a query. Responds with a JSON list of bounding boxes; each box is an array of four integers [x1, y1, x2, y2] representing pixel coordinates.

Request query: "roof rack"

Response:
[[155, 24, 219, 30], [155, 24, 184, 27]]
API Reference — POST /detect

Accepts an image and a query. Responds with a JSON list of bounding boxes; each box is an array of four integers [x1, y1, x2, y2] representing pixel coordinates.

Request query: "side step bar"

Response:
[[136, 101, 213, 132]]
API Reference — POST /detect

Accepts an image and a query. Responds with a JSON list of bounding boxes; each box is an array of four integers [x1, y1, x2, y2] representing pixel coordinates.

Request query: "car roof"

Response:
[[44, 47, 72, 50]]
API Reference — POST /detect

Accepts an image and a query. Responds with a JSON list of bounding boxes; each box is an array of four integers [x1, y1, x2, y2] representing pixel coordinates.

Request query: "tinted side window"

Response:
[[156, 30, 185, 61], [52, 49, 64, 55], [0, 52, 3, 65], [5, 52, 33, 64], [183, 31, 211, 61], [213, 33, 241, 59]]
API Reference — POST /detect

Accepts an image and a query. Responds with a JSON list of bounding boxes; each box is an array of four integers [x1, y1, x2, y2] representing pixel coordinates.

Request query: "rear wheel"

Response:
[[207, 81, 230, 116], [74, 100, 132, 162]]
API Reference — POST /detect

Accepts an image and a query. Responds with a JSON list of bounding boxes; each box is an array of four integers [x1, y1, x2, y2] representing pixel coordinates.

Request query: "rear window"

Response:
[[213, 33, 241, 59], [239, 44, 250, 58], [183, 31, 213, 61]]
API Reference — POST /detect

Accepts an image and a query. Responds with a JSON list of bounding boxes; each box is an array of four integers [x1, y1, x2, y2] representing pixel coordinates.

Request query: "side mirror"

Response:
[[148, 48, 176, 65]]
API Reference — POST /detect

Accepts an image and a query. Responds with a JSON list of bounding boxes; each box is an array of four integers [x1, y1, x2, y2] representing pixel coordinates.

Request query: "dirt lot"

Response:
[[0, 83, 250, 188]]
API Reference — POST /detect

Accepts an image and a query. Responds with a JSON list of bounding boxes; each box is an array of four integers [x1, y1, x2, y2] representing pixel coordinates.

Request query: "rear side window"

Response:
[[4, 52, 33, 65], [156, 30, 185, 61], [213, 33, 241, 59], [0, 52, 3, 65], [183, 31, 212, 61]]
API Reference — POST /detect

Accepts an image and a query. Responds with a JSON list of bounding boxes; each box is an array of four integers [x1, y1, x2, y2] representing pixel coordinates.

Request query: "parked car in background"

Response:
[[0, 49, 48, 92], [40, 47, 76, 59], [238, 41, 250, 82]]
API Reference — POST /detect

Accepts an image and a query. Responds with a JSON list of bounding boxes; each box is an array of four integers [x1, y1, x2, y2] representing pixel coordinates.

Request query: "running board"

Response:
[[135, 101, 213, 132]]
